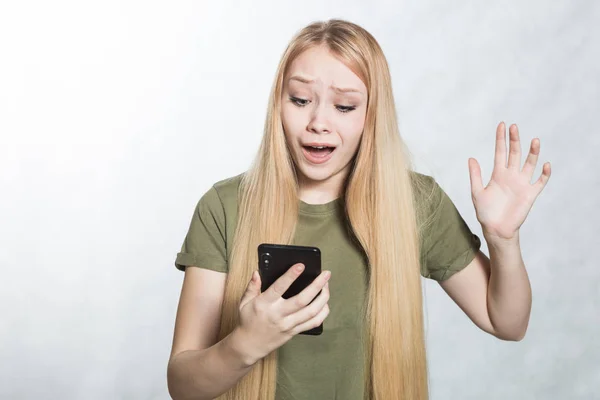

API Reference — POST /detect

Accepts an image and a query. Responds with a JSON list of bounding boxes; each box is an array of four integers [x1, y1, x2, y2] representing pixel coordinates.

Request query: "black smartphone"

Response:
[[257, 243, 323, 335]]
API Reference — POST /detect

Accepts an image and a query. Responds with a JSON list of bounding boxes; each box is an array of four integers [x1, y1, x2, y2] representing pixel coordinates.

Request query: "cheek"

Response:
[[280, 108, 293, 141], [281, 104, 303, 134], [338, 113, 366, 143]]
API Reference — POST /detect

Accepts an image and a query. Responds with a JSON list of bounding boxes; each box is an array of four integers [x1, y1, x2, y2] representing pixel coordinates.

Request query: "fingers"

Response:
[[289, 298, 330, 335], [507, 124, 522, 170], [533, 162, 551, 194], [520, 134, 551, 196], [521, 138, 540, 180], [261, 263, 305, 302], [494, 122, 507, 169], [282, 282, 330, 330], [468, 158, 484, 198], [239, 271, 261, 309], [279, 270, 331, 316]]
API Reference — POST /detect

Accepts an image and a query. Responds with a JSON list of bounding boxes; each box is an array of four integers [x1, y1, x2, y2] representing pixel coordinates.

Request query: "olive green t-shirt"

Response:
[[174, 172, 481, 400]]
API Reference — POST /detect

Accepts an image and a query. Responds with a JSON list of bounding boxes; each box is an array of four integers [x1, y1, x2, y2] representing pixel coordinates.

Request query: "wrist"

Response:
[[483, 229, 520, 251], [223, 326, 261, 368]]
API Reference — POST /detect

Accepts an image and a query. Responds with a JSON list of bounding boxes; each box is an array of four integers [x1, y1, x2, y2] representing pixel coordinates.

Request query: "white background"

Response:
[[1, 1, 598, 399]]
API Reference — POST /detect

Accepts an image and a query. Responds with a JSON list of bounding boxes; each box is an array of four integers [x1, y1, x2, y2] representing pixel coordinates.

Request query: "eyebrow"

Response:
[[288, 75, 363, 94]]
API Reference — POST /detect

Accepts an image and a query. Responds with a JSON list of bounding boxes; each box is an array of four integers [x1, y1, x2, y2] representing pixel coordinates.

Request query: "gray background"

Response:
[[1, 1, 598, 399]]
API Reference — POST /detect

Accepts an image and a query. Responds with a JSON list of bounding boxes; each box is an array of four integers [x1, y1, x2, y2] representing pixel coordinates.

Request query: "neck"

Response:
[[297, 167, 349, 205]]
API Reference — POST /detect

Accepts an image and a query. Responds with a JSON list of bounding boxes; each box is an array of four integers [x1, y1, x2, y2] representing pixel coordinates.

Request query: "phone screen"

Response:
[[257, 243, 323, 335]]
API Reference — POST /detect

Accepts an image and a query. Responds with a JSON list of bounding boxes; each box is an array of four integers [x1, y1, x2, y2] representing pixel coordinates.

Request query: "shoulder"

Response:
[[407, 171, 451, 249], [199, 172, 246, 222], [408, 170, 436, 191], [209, 171, 245, 212], [408, 170, 440, 213], [211, 172, 245, 203], [213, 172, 245, 195]]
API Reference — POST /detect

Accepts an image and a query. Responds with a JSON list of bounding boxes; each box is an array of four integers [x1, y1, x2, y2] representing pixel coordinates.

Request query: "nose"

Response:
[[307, 103, 331, 134]]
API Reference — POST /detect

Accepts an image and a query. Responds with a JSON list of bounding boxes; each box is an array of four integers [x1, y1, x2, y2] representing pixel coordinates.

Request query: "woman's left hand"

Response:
[[468, 122, 551, 242]]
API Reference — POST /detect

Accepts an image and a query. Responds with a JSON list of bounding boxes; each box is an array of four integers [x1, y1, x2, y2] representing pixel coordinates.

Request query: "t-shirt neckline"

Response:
[[298, 196, 344, 215]]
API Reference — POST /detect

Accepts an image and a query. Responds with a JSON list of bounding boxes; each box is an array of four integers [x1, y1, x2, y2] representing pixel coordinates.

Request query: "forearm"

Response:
[[167, 328, 256, 400], [485, 231, 532, 341]]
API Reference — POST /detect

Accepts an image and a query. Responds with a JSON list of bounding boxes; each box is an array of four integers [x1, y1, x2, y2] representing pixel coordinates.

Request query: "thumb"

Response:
[[240, 271, 261, 308]]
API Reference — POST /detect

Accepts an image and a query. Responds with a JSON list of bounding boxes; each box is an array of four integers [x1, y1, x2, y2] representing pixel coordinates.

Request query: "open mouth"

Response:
[[302, 145, 335, 156], [301, 144, 336, 164]]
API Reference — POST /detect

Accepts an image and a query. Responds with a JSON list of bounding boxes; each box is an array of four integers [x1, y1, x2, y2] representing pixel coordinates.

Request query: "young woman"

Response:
[[167, 19, 551, 400]]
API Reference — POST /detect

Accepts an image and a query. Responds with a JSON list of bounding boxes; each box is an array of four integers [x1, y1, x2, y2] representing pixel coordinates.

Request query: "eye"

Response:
[[290, 96, 309, 107], [289, 96, 356, 114], [336, 105, 356, 113]]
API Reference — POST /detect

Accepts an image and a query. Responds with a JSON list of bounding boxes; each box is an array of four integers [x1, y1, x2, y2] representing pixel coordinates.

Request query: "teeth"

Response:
[[311, 146, 326, 149]]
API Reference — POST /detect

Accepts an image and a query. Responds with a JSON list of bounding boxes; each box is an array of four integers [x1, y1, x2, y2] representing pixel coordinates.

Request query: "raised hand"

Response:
[[467, 122, 551, 241]]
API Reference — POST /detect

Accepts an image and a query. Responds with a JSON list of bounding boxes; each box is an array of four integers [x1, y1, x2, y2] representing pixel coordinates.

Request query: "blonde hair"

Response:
[[216, 19, 433, 400]]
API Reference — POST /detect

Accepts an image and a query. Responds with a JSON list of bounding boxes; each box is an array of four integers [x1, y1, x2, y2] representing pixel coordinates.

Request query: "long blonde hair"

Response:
[[216, 19, 432, 400]]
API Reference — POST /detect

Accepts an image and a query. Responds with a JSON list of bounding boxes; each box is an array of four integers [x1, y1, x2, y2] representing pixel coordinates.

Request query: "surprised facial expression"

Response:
[[281, 45, 368, 186]]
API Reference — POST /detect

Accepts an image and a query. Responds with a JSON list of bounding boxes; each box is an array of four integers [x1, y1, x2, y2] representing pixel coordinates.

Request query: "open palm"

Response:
[[468, 122, 551, 241]]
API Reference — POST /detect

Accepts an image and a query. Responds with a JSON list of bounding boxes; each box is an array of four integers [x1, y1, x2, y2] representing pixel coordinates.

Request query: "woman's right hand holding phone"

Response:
[[230, 263, 331, 366]]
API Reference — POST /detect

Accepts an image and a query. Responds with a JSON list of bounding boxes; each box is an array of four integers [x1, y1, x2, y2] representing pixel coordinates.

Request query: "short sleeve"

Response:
[[174, 186, 228, 273], [420, 179, 482, 281]]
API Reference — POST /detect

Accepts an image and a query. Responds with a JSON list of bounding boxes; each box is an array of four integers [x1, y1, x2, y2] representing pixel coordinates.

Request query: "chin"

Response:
[[300, 161, 350, 183], [296, 165, 335, 182]]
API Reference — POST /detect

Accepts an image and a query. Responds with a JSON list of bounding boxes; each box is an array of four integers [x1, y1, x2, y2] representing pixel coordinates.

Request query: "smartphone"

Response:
[[257, 243, 323, 335]]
